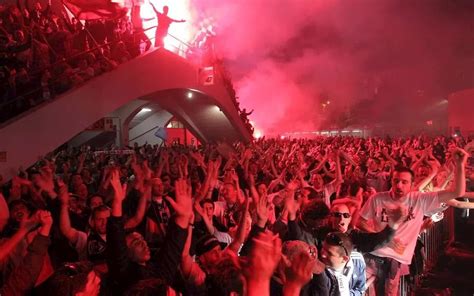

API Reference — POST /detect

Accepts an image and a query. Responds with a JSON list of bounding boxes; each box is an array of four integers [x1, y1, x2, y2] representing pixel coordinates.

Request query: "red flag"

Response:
[[63, 0, 127, 20]]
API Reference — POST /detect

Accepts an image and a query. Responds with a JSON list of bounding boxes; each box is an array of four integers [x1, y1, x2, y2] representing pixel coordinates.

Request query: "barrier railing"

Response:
[[397, 207, 454, 296]]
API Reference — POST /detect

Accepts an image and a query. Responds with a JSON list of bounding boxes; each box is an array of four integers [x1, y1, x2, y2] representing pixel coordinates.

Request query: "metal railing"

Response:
[[397, 207, 454, 296]]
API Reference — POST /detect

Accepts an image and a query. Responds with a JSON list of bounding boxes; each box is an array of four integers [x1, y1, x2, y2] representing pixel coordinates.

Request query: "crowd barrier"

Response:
[[399, 207, 454, 296]]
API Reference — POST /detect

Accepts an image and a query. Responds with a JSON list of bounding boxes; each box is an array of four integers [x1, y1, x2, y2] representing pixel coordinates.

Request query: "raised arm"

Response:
[[382, 146, 398, 166], [310, 155, 328, 175], [58, 182, 80, 244], [339, 150, 357, 167], [0, 213, 38, 262], [415, 159, 440, 192], [107, 170, 132, 282], [171, 17, 186, 23], [227, 196, 250, 253], [124, 187, 148, 229], [438, 148, 468, 203], [76, 153, 86, 174], [0, 211, 52, 296], [283, 252, 315, 296], [180, 219, 206, 286], [330, 150, 343, 187], [148, 179, 192, 283], [446, 198, 474, 209], [194, 201, 215, 235], [149, 2, 159, 15], [243, 231, 282, 296]]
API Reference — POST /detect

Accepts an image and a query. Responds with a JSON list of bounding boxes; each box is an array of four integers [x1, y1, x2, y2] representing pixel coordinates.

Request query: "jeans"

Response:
[[365, 254, 402, 296]]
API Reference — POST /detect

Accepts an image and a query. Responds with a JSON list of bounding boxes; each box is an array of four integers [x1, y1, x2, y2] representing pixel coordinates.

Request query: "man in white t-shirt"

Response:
[[358, 149, 468, 296]]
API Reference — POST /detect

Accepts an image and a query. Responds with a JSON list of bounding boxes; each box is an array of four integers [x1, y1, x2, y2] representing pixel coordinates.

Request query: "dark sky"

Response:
[[196, 0, 473, 134]]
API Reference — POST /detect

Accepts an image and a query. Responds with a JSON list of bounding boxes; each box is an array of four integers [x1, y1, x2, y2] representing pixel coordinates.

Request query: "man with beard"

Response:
[[145, 177, 171, 247], [59, 188, 110, 263], [358, 148, 469, 296]]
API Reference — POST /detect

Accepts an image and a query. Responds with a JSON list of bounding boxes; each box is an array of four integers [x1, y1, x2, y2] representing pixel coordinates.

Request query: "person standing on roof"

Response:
[[149, 3, 185, 48]]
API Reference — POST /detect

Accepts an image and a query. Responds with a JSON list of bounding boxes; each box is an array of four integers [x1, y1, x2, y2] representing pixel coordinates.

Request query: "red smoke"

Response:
[[189, 0, 474, 136]]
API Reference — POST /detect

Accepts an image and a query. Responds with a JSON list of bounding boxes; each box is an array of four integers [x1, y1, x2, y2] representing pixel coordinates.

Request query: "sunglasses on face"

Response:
[[326, 232, 349, 256], [331, 212, 351, 219]]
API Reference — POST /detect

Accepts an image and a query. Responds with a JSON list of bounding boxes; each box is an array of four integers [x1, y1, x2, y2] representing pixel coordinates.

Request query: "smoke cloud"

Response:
[[191, 0, 474, 135]]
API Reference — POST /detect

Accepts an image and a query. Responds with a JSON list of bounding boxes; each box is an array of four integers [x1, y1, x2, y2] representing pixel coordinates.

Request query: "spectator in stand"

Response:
[[0, 1, 139, 124]]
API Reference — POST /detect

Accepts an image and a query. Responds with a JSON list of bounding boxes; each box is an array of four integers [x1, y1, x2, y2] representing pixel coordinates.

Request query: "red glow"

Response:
[[254, 129, 263, 139], [140, 0, 195, 55]]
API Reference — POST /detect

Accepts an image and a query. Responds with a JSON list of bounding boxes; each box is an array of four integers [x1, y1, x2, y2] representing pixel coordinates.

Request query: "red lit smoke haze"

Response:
[[191, 0, 473, 136]]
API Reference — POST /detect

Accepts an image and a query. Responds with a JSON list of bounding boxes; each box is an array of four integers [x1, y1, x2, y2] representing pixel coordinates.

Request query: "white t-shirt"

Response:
[[359, 191, 441, 264]]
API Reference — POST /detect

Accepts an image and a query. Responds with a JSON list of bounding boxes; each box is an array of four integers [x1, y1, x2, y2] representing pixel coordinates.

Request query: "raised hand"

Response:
[[248, 173, 256, 187], [284, 194, 300, 221], [37, 210, 53, 228], [284, 252, 315, 292], [19, 212, 39, 232], [243, 148, 253, 160], [78, 153, 86, 164], [37, 210, 53, 236], [142, 160, 152, 181], [193, 201, 205, 218], [57, 178, 70, 206], [190, 151, 205, 167], [166, 179, 193, 228], [110, 170, 127, 203], [243, 231, 282, 283], [12, 175, 32, 187], [255, 192, 270, 227], [453, 148, 469, 166], [38, 165, 55, 195], [161, 150, 170, 163]]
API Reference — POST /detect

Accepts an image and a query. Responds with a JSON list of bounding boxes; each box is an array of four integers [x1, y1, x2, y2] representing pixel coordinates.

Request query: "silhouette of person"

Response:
[[241, 108, 254, 117], [149, 4, 185, 47]]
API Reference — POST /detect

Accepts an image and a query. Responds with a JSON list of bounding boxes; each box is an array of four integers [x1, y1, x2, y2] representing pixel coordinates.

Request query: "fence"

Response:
[[398, 207, 454, 296]]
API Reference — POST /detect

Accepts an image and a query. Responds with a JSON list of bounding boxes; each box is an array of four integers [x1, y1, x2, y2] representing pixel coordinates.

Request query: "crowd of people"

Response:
[[213, 58, 255, 135], [0, 1, 257, 137], [0, 1, 154, 124], [0, 135, 474, 295]]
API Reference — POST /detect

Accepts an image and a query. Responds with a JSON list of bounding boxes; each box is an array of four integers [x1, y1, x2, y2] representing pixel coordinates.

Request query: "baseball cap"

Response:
[[195, 235, 222, 256]]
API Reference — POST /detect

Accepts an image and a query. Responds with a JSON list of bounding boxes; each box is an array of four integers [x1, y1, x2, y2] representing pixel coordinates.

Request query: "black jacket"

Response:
[[287, 220, 395, 253], [106, 216, 187, 293]]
